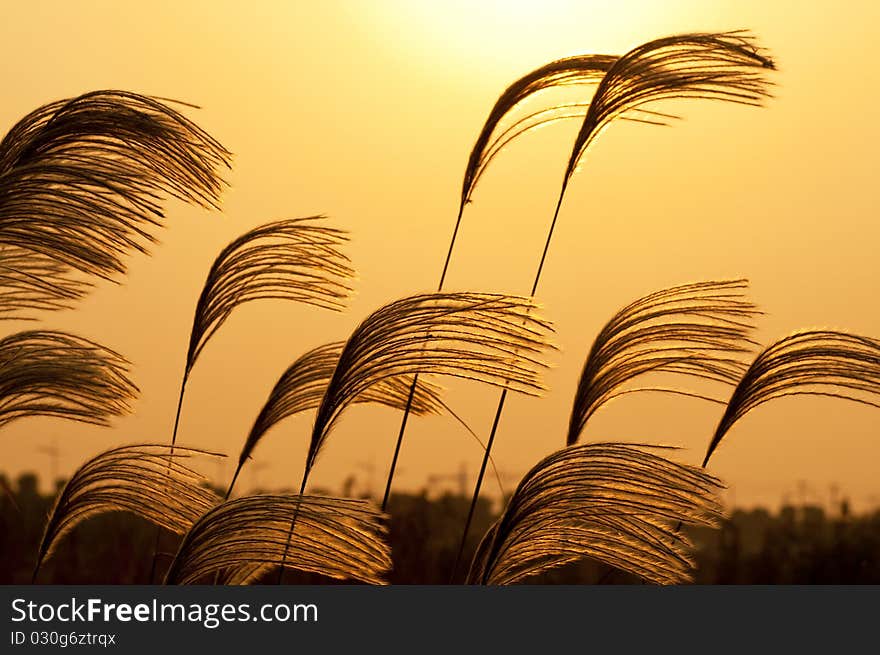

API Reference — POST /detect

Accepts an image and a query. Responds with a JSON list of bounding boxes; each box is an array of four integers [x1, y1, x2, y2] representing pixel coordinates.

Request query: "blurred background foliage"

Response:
[[3, 472, 877, 585]]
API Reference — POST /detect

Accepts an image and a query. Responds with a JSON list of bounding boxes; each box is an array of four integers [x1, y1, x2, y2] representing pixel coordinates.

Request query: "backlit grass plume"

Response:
[[386, 54, 622, 527], [461, 54, 618, 210], [172, 216, 354, 449], [164, 494, 391, 585], [0, 330, 137, 428], [561, 32, 774, 188], [466, 442, 724, 585], [272, 292, 553, 582], [0, 246, 91, 317], [703, 330, 880, 467], [305, 293, 553, 499], [455, 32, 775, 574], [567, 280, 759, 445], [225, 340, 446, 499], [0, 90, 230, 315], [33, 444, 222, 582], [150, 216, 354, 581]]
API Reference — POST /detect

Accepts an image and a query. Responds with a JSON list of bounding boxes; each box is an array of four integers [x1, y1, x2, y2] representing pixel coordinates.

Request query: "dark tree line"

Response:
[[3, 473, 877, 585]]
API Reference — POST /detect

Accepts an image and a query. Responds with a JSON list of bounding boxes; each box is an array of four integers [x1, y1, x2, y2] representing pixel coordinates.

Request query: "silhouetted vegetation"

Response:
[[2, 32, 878, 586], [3, 473, 877, 584]]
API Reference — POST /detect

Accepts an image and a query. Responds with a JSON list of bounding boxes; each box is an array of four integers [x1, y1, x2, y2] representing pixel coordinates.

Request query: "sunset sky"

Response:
[[2, 1, 878, 511]]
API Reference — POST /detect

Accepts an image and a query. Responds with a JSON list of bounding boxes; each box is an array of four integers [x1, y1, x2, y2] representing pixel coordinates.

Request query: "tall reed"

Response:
[[379, 56, 618, 511], [32, 445, 220, 583], [673, 330, 880, 537], [165, 494, 391, 585], [566, 279, 758, 445], [702, 330, 880, 468], [224, 341, 446, 500], [0, 331, 138, 428], [451, 32, 775, 579], [467, 442, 724, 585], [274, 292, 553, 582], [0, 90, 230, 317], [149, 217, 353, 581]]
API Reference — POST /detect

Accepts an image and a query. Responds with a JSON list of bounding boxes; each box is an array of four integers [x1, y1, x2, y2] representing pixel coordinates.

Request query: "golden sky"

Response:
[[2, 1, 878, 511]]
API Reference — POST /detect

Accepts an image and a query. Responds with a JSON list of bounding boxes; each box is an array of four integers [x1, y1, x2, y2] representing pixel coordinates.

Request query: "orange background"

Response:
[[1, 1, 877, 511]]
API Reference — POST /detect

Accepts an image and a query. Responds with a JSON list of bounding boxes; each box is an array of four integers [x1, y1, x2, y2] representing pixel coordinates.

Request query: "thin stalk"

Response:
[[380, 205, 465, 511], [276, 469, 310, 585], [665, 446, 721, 542], [381, 380, 418, 510], [669, 454, 715, 536], [148, 376, 188, 584], [450, 386, 508, 583], [225, 462, 244, 501], [451, 183, 568, 582], [210, 461, 246, 585]]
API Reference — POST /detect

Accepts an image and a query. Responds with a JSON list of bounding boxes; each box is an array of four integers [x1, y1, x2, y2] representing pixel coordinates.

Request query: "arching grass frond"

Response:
[[703, 331, 880, 466], [461, 55, 617, 209], [0, 330, 137, 428], [567, 280, 759, 445], [0, 246, 93, 317], [228, 341, 445, 496], [164, 494, 391, 585], [183, 217, 354, 379], [305, 292, 554, 478], [0, 90, 231, 315], [34, 444, 222, 578], [563, 31, 774, 189], [450, 33, 774, 572], [155, 217, 354, 577], [467, 442, 724, 585]]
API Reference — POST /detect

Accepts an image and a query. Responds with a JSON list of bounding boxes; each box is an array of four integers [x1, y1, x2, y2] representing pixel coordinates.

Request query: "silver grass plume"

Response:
[[0, 330, 137, 428], [703, 330, 880, 467], [561, 31, 774, 190], [0, 246, 91, 317], [226, 340, 445, 499], [385, 55, 624, 510], [467, 442, 724, 585], [33, 444, 222, 581], [164, 495, 390, 585], [171, 216, 354, 448], [305, 292, 553, 482], [460, 55, 618, 211], [454, 32, 775, 576], [182, 217, 354, 384], [568, 280, 759, 445], [0, 90, 231, 316], [152, 216, 354, 582], [274, 292, 553, 582]]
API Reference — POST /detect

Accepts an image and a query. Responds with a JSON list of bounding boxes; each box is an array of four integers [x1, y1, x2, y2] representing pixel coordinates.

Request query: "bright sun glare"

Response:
[[379, 0, 667, 83], [390, 0, 613, 70]]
